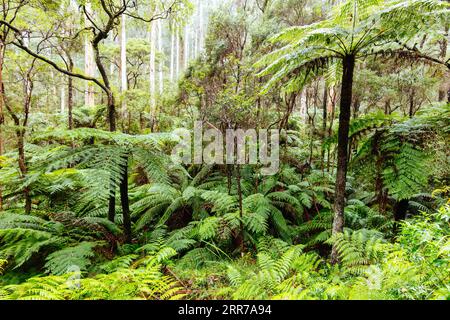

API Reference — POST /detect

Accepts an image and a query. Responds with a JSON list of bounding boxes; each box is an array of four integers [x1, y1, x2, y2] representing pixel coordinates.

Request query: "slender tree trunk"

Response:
[[327, 88, 336, 172], [0, 42, 4, 155], [158, 19, 163, 95], [308, 88, 317, 165], [17, 132, 31, 214], [321, 83, 328, 173], [21, 71, 33, 214], [60, 87, 65, 114], [108, 176, 116, 222], [176, 29, 180, 78], [384, 99, 391, 115], [184, 24, 189, 68], [170, 28, 175, 82], [331, 55, 355, 264], [352, 96, 360, 120], [67, 59, 74, 130], [150, 20, 156, 129], [120, 155, 131, 243], [439, 24, 448, 102], [84, 1, 95, 108], [408, 90, 415, 118], [93, 37, 117, 221], [120, 14, 127, 128], [235, 164, 245, 254], [0, 42, 5, 210]]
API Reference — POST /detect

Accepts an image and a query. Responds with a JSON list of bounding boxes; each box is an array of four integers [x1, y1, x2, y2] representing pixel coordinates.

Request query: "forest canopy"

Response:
[[0, 0, 449, 300]]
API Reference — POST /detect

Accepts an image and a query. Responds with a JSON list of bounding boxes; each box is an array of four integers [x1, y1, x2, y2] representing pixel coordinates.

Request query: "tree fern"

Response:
[[44, 242, 102, 275]]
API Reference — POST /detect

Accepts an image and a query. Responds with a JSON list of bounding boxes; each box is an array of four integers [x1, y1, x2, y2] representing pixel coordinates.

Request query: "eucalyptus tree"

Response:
[[256, 0, 450, 263]]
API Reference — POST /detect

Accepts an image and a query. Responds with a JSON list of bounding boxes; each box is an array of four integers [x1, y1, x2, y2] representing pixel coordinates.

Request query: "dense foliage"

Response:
[[0, 0, 448, 300]]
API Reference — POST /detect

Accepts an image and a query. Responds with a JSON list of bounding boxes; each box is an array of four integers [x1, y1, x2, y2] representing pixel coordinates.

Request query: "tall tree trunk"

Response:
[[158, 19, 163, 95], [408, 90, 415, 118], [331, 54, 355, 264], [438, 24, 448, 102], [327, 87, 336, 172], [92, 37, 116, 221], [0, 41, 5, 210], [108, 177, 116, 222], [67, 59, 74, 130], [17, 131, 31, 214], [84, 1, 95, 107], [384, 99, 391, 115], [60, 86, 65, 114], [120, 155, 131, 243], [321, 83, 328, 172], [120, 14, 127, 126], [198, 1, 204, 55], [352, 96, 360, 120], [308, 87, 317, 165], [176, 29, 180, 78], [170, 27, 175, 82], [235, 164, 245, 254], [21, 71, 33, 214], [150, 20, 156, 129], [184, 24, 189, 68]]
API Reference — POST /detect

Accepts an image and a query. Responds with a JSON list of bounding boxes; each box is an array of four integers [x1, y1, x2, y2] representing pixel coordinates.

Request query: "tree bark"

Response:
[[235, 164, 245, 254], [0, 41, 4, 156], [149, 19, 156, 129], [408, 89, 415, 118], [92, 30, 117, 222], [84, 1, 95, 108], [321, 82, 328, 172], [393, 199, 409, 233], [170, 27, 175, 82], [120, 14, 127, 124], [327, 87, 336, 172], [67, 59, 74, 130], [0, 41, 4, 210], [17, 132, 31, 214], [120, 155, 131, 243], [331, 54, 355, 264]]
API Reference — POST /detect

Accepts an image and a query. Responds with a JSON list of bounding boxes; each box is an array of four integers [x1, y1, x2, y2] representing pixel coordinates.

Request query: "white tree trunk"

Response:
[[175, 29, 180, 78], [158, 19, 163, 94], [150, 21, 156, 117], [84, 1, 95, 107], [60, 86, 65, 114], [120, 14, 127, 114], [184, 24, 189, 68], [170, 27, 175, 82], [194, 0, 199, 58], [199, 2, 204, 54]]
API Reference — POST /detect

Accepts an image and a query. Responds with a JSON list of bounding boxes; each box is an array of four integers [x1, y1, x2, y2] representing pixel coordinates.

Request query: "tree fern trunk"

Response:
[[120, 155, 131, 243], [321, 82, 328, 173], [18, 132, 31, 214], [393, 199, 409, 234], [236, 164, 245, 254], [331, 54, 355, 264]]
